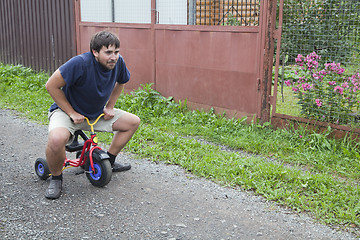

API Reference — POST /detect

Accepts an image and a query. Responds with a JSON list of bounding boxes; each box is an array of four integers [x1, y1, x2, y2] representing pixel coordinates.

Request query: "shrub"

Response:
[[285, 52, 360, 125]]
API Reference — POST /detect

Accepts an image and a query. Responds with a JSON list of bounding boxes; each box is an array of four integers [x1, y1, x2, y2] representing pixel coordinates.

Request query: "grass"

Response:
[[273, 65, 303, 117], [1, 63, 359, 235], [276, 85, 301, 116]]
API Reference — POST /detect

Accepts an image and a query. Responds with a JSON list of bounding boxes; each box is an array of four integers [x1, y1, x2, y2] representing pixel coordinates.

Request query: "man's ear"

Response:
[[92, 49, 99, 58]]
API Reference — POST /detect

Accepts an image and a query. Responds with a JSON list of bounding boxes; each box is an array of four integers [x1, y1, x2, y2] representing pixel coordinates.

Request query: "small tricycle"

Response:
[[34, 114, 112, 187]]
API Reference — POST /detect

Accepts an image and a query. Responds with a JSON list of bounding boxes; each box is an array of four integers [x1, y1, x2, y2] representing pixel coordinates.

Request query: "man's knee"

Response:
[[127, 114, 140, 132], [47, 128, 70, 151], [131, 115, 141, 129], [113, 113, 140, 132]]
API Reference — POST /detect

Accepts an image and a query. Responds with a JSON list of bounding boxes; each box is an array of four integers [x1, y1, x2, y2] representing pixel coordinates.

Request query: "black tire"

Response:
[[85, 153, 112, 187], [35, 158, 51, 180]]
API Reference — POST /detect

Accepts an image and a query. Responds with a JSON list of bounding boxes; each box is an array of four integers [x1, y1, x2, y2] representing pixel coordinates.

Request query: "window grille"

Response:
[[194, 0, 260, 26]]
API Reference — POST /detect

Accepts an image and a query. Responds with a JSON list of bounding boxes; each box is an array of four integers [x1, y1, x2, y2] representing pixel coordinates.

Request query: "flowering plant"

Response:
[[285, 52, 360, 125]]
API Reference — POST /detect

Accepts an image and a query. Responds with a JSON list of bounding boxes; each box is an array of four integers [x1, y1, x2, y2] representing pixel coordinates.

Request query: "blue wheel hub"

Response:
[[89, 162, 102, 180], [37, 163, 45, 175]]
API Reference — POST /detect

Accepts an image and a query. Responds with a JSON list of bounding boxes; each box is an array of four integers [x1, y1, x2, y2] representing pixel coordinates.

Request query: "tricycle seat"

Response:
[[65, 130, 89, 152], [65, 141, 84, 152]]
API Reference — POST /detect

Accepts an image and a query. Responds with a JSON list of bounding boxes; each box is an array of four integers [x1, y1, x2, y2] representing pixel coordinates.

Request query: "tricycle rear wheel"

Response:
[[35, 158, 51, 180]]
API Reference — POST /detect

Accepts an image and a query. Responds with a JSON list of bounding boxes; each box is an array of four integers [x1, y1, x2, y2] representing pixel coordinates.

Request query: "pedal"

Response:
[[75, 170, 85, 175]]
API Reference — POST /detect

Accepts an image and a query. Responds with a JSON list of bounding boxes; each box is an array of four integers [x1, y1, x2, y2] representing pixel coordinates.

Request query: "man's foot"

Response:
[[111, 162, 131, 172], [45, 179, 62, 199]]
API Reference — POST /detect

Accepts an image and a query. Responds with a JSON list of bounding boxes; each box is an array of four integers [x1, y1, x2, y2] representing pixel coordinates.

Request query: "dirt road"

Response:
[[0, 109, 357, 239]]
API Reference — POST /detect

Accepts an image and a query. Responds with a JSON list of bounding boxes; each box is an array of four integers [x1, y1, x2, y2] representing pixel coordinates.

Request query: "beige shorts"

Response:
[[48, 108, 126, 135]]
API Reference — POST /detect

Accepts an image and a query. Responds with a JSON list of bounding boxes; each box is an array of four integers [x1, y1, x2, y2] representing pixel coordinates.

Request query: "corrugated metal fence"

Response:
[[0, 0, 76, 73]]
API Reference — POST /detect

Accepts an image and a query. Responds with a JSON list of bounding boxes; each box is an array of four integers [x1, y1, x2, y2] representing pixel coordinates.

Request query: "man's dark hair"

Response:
[[90, 31, 120, 52]]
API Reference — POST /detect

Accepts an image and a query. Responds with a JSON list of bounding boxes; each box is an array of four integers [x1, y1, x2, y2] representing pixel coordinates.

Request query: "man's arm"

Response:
[[45, 69, 84, 124], [103, 82, 124, 120]]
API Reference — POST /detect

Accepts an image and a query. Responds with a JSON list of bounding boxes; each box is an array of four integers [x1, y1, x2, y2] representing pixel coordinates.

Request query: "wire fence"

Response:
[[280, 0, 360, 68], [277, 0, 360, 127]]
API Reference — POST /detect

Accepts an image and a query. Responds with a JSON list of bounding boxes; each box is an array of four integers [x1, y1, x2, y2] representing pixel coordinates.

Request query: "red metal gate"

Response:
[[75, 0, 281, 122]]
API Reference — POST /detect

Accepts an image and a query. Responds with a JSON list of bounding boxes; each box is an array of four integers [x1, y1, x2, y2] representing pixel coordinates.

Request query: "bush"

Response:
[[285, 52, 360, 125]]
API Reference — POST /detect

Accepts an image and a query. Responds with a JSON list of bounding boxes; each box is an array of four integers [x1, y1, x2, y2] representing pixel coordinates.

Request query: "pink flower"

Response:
[[295, 54, 303, 63], [328, 81, 336, 86], [319, 70, 327, 76], [342, 82, 349, 89], [334, 86, 344, 95], [292, 87, 299, 93], [325, 62, 345, 75], [315, 99, 322, 107], [350, 73, 360, 93], [302, 52, 320, 71], [284, 80, 292, 86], [301, 83, 312, 91], [312, 73, 319, 80], [337, 68, 345, 75]]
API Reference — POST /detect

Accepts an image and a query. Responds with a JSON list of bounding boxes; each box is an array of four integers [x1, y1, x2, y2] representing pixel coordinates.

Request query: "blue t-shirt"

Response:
[[49, 52, 130, 119]]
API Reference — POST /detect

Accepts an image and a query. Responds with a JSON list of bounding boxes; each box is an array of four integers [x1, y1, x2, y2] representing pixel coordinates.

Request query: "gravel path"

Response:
[[0, 108, 358, 240]]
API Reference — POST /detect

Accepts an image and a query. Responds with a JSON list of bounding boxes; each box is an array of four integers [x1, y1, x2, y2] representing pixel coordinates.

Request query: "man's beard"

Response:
[[100, 60, 116, 70]]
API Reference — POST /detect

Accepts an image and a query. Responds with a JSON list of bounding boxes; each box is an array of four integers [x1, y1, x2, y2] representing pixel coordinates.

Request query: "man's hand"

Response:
[[103, 107, 115, 121], [69, 112, 85, 124]]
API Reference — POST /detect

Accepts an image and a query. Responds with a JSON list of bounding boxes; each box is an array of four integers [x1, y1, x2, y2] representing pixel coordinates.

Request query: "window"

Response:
[[80, 0, 151, 24], [80, 0, 259, 26], [156, 0, 188, 24]]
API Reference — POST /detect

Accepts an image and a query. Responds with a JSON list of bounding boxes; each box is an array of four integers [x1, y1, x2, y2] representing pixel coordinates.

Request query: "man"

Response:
[[44, 31, 140, 199]]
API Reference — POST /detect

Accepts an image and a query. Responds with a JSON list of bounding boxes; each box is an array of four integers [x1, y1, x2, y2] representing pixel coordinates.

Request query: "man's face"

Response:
[[92, 44, 120, 70]]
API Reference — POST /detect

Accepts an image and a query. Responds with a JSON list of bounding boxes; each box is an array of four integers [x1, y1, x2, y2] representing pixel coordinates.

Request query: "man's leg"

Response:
[[45, 127, 71, 199], [107, 112, 140, 172]]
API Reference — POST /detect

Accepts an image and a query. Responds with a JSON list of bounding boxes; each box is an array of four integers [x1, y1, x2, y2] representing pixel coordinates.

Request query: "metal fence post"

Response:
[[151, 0, 157, 89]]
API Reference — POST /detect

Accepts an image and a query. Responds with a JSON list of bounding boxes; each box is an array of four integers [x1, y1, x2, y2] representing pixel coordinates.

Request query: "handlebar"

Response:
[[70, 113, 104, 133], [84, 113, 104, 133]]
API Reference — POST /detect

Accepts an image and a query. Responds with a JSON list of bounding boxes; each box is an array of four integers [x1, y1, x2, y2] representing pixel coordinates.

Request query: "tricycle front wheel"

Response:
[[85, 154, 112, 187]]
